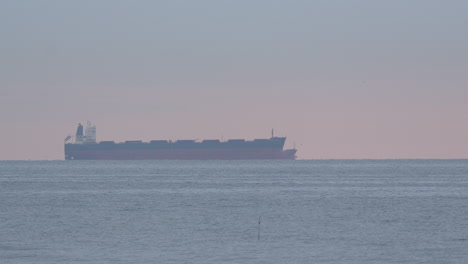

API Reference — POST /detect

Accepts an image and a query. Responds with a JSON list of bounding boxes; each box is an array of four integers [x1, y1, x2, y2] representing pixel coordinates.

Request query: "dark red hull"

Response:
[[65, 148, 297, 160]]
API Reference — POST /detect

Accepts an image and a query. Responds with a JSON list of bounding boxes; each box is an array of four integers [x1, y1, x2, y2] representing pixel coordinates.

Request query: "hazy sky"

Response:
[[1, 0, 467, 160]]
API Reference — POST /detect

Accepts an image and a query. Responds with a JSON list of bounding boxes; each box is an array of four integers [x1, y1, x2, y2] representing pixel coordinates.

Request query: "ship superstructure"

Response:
[[64, 123, 297, 160]]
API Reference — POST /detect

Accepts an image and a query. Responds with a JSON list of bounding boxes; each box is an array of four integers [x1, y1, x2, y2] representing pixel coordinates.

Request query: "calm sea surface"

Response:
[[1, 160, 467, 263]]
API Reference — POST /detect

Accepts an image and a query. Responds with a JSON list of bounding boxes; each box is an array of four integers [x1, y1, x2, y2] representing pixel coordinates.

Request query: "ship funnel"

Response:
[[75, 123, 84, 144]]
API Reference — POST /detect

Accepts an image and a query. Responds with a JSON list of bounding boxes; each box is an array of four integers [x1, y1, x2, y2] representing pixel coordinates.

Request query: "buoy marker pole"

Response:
[[257, 216, 261, 240]]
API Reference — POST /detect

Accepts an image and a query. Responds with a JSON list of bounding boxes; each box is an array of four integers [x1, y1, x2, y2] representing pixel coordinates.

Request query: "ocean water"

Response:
[[0, 160, 467, 264]]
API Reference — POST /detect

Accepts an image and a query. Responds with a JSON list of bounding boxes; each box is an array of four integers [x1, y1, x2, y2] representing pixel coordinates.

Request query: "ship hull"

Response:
[[65, 135, 297, 160], [65, 148, 296, 160]]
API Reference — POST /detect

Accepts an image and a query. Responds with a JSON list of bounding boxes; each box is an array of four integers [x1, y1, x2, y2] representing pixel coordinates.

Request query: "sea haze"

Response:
[[1, 160, 467, 263]]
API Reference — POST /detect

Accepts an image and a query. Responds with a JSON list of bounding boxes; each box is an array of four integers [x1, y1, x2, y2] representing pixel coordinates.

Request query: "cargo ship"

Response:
[[64, 122, 297, 160]]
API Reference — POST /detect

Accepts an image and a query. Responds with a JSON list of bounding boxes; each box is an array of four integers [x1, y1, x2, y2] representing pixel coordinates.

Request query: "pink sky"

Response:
[[1, 1, 467, 160]]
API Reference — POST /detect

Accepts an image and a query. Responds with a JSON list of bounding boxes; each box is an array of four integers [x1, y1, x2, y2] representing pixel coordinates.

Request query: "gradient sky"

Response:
[[1, 0, 467, 160]]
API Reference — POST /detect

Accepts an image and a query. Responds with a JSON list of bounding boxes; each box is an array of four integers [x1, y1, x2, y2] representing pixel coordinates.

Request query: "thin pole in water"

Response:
[[257, 216, 261, 240]]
